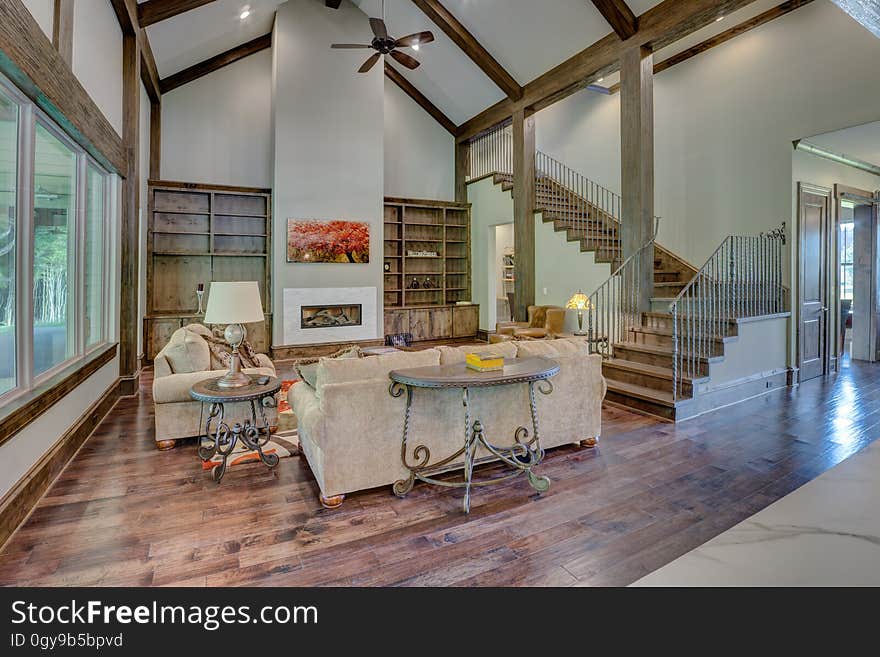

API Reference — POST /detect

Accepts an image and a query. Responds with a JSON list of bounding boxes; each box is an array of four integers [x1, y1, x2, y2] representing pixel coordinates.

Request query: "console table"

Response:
[[388, 356, 560, 513], [190, 375, 281, 482]]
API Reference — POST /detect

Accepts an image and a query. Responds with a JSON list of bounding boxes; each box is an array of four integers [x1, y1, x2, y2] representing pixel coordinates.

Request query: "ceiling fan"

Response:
[[331, 0, 434, 73]]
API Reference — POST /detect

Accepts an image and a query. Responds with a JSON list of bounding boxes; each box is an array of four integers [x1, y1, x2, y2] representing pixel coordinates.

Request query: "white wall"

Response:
[[272, 0, 384, 345], [384, 78, 454, 201], [72, 0, 123, 136], [161, 50, 272, 188], [535, 1, 880, 270], [22, 0, 53, 40]]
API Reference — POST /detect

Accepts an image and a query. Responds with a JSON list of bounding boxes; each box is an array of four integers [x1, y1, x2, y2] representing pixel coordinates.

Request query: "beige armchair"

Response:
[[495, 305, 566, 340], [152, 324, 277, 450]]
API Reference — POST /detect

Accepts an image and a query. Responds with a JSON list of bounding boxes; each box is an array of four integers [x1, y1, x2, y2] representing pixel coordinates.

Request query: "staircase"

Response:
[[468, 128, 786, 421]]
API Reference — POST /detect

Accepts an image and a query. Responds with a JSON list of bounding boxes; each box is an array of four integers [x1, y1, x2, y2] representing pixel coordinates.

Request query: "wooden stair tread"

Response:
[[603, 358, 707, 383], [613, 341, 723, 362], [605, 379, 677, 407], [629, 325, 735, 343]]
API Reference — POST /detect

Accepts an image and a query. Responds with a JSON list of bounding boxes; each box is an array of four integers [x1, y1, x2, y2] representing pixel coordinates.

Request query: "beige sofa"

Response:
[[289, 338, 606, 508], [152, 324, 277, 450]]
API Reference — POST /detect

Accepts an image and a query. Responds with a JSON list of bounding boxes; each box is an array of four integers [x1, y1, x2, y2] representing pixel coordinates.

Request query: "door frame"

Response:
[[834, 184, 876, 367], [796, 182, 834, 381]]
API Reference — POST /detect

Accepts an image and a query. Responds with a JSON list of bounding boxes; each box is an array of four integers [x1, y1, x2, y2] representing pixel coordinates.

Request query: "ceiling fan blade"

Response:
[[331, 43, 373, 49], [370, 17, 388, 39], [358, 52, 381, 73], [395, 31, 434, 48], [390, 49, 420, 70]]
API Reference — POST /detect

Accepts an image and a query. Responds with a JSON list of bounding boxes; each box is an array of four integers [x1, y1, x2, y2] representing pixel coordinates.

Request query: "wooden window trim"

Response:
[[0, 343, 118, 449]]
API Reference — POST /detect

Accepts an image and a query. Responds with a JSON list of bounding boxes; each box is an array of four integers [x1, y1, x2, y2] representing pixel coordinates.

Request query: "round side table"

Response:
[[190, 375, 282, 482]]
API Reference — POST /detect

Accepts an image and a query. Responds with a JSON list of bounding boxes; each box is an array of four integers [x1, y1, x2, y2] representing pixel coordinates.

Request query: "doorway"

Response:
[[797, 183, 833, 382], [488, 223, 514, 329]]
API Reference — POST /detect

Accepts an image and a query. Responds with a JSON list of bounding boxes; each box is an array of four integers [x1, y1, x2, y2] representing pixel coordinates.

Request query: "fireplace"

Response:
[[301, 304, 363, 329]]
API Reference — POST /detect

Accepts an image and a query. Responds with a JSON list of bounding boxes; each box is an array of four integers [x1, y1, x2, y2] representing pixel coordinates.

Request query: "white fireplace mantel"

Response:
[[283, 287, 378, 345]]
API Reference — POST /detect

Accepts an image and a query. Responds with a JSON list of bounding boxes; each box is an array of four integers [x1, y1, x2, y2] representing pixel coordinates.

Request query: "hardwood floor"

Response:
[[1, 358, 876, 587]]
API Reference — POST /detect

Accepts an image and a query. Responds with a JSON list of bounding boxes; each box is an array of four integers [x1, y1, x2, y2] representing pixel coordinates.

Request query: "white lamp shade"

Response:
[[203, 281, 265, 325]]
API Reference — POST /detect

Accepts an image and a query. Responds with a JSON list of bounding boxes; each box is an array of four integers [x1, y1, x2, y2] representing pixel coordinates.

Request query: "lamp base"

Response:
[[216, 370, 252, 388], [573, 330, 588, 336]]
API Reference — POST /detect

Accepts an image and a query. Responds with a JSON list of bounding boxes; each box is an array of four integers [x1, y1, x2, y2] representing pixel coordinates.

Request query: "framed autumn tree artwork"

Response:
[[287, 219, 370, 263]]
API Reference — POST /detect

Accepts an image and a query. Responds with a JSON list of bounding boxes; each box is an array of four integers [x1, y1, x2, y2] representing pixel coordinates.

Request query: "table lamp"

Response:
[[203, 281, 265, 388], [566, 290, 592, 336]]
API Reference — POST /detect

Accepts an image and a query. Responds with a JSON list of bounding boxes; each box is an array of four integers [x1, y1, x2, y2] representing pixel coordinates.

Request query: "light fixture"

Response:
[[597, 77, 604, 83], [566, 290, 592, 336], [411, 43, 420, 51], [203, 281, 265, 388], [240, 6, 251, 20], [715, 15, 724, 22]]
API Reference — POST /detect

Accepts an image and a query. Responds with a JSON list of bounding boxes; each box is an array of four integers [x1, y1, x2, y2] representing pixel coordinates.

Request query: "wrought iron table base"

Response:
[[391, 381, 553, 514], [198, 397, 279, 482]]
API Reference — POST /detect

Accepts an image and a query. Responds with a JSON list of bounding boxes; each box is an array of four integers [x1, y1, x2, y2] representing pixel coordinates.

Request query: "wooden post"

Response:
[[455, 140, 469, 203], [149, 100, 161, 180], [621, 45, 654, 312], [52, 0, 74, 66], [119, 32, 140, 395], [513, 108, 536, 322]]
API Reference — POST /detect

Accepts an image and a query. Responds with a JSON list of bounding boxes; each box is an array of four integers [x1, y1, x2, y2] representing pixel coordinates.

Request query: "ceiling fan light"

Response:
[[411, 43, 419, 51]]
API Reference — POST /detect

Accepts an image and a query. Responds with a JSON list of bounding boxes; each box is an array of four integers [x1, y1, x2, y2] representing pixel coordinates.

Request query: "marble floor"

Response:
[[634, 422, 880, 586]]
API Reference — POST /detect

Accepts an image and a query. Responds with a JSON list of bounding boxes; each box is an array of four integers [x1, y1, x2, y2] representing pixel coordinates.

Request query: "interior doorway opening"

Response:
[[838, 201, 854, 362]]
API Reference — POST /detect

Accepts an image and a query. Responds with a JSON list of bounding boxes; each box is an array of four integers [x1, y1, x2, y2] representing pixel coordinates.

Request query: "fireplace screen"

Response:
[[301, 304, 363, 329]]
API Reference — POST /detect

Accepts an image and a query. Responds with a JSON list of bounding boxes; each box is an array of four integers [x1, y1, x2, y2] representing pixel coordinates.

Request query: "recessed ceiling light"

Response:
[[716, 15, 724, 22], [240, 7, 251, 20], [598, 77, 604, 82]]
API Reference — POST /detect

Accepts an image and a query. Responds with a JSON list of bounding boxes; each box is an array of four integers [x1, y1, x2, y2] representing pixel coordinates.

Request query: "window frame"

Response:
[[0, 72, 113, 409]]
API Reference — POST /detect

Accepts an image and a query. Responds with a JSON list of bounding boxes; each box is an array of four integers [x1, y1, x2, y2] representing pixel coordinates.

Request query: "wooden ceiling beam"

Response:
[[456, 0, 758, 141], [606, 0, 814, 94], [139, 28, 161, 103], [159, 32, 272, 94], [591, 0, 638, 40], [110, 0, 139, 36], [325, 0, 343, 8], [384, 62, 457, 135], [137, 0, 217, 28], [410, 0, 523, 101]]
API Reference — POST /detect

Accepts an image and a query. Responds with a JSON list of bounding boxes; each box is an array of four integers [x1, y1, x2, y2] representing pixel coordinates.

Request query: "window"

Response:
[[0, 91, 16, 396], [0, 72, 113, 407], [84, 164, 105, 348], [840, 221, 853, 302], [33, 122, 76, 376]]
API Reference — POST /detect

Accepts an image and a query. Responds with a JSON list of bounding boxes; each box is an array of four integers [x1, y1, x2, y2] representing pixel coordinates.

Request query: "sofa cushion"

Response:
[[295, 346, 361, 389], [162, 327, 211, 374], [437, 341, 518, 365], [315, 348, 440, 401], [515, 337, 590, 358]]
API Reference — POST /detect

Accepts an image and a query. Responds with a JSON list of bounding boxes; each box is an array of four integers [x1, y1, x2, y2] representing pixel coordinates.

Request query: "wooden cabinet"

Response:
[[453, 305, 480, 338], [144, 181, 272, 361], [383, 304, 478, 342]]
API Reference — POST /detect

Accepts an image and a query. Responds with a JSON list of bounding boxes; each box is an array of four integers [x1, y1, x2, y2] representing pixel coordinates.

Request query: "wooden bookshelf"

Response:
[[145, 181, 273, 360], [383, 197, 478, 341]]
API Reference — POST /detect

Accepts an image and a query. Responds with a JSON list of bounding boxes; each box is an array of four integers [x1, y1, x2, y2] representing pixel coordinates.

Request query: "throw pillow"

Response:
[[163, 327, 211, 374], [294, 346, 361, 389]]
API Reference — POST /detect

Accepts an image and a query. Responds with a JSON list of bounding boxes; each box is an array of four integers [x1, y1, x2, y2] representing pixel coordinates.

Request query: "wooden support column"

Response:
[[455, 141, 469, 203], [620, 45, 654, 312], [52, 0, 74, 66], [119, 32, 141, 395], [512, 108, 536, 322], [149, 100, 161, 180]]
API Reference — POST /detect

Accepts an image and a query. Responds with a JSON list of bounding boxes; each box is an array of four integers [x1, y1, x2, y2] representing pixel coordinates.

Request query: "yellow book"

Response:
[[466, 353, 505, 372]]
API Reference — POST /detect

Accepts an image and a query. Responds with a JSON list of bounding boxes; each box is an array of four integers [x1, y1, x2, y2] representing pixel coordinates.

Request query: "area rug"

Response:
[[278, 379, 299, 432], [200, 429, 299, 471]]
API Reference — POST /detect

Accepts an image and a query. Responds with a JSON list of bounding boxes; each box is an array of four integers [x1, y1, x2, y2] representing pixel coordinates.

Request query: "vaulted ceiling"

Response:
[[140, 0, 829, 128]]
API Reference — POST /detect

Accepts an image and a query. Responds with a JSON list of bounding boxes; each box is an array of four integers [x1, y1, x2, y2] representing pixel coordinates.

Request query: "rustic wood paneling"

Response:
[[456, 0, 757, 141], [0, 0, 126, 173], [620, 45, 654, 312], [410, 0, 522, 101], [159, 33, 272, 94], [384, 62, 457, 135], [52, 0, 74, 65], [137, 0, 216, 27], [512, 108, 536, 321]]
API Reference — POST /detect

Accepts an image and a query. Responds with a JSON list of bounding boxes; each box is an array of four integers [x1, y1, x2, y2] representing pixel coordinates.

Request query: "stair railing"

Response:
[[669, 226, 786, 400], [585, 237, 657, 359], [466, 123, 513, 181]]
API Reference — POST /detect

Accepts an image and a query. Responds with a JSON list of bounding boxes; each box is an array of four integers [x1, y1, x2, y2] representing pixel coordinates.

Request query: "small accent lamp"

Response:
[[204, 281, 265, 388], [566, 290, 592, 336]]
